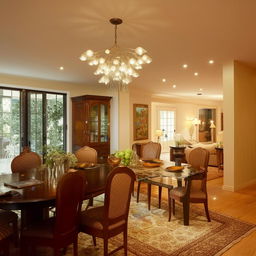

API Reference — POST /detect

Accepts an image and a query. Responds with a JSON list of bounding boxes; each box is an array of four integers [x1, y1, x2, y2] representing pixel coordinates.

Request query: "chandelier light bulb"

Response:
[[135, 47, 146, 56], [85, 50, 94, 57], [80, 55, 86, 61], [80, 18, 152, 87]]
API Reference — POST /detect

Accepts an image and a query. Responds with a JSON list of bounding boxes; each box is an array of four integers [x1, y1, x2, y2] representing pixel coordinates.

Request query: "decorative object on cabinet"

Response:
[[72, 95, 111, 162], [133, 104, 149, 140]]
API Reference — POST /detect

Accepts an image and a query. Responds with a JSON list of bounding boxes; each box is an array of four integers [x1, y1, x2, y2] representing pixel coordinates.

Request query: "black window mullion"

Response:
[[63, 94, 67, 152], [42, 93, 47, 157]]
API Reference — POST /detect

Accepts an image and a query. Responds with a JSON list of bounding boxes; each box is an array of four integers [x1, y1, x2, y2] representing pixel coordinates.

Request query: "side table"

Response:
[[215, 147, 223, 171], [170, 146, 186, 166]]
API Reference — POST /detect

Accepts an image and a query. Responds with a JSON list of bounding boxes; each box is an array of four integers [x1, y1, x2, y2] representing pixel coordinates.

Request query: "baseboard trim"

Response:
[[222, 179, 256, 192], [235, 178, 256, 191], [222, 185, 234, 192]]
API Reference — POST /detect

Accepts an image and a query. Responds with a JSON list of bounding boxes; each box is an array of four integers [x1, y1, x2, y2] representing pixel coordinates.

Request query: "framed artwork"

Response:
[[133, 104, 149, 140]]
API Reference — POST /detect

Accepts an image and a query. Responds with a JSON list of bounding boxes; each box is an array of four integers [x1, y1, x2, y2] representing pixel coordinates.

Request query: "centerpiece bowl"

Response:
[[107, 155, 121, 167]]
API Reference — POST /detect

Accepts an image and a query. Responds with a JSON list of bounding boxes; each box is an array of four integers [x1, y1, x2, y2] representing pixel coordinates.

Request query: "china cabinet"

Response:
[[72, 95, 111, 162]]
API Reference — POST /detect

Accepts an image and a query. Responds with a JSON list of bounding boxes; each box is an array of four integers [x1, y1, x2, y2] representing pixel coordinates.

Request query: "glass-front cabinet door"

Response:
[[88, 102, 109, 144], [100, 103, 109, 143], [89, 104, 99, 143]]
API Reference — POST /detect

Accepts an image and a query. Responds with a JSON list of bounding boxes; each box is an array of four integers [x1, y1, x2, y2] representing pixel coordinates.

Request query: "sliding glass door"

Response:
[[0, 87, 67, 173], [0, 88, 21, 173]]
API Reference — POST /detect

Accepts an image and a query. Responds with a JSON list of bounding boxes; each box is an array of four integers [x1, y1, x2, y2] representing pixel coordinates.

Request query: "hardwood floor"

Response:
[[138, 177, 256, 256]]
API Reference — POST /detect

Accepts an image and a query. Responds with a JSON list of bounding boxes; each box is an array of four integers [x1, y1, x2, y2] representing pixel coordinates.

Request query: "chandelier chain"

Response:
[[114, 25, 117, 45]]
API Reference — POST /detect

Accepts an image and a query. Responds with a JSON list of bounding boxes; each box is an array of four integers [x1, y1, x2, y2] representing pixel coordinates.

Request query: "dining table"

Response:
[[0, 162, 202, 227], [0, 164, 112, 227]]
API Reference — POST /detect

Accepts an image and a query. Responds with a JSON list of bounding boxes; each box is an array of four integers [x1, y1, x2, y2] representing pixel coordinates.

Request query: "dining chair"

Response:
[[79, 166, 136, 256], [0, 224, 13, 256], [20, 171, 86, 256], [75, 146, 97, 163], [168, 147, 210, 225], [11, 146, 42, 173], [136, 141, 161, 203]]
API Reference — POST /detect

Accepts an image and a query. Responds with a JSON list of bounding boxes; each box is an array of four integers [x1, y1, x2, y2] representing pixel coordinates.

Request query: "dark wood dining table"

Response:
[[0, 164, 112, 226], [0, 162, 203, 227]]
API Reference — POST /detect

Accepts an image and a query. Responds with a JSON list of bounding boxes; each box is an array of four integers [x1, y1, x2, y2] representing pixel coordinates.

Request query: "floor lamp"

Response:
[[210, 120, 216, 142], [192, 118, 201, 142]]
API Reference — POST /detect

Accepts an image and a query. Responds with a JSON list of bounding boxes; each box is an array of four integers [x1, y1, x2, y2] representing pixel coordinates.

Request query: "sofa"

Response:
[[185, 143, 218, 166]]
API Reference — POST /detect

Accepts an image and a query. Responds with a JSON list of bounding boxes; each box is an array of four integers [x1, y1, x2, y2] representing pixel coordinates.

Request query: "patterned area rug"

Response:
[[64, 195, 255, 256], [10, 194, 255, 256]]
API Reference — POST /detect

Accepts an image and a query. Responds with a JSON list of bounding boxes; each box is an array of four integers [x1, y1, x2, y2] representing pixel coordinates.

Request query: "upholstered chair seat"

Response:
[[21, 171, 86, 256], [136, 142, 162, 208], [80, 206, 126, 231], [168, 147, 210, 225], [79, 167, 135, 256]]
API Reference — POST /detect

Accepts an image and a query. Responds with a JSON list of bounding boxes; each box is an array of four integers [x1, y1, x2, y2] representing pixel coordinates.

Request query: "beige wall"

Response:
[[0, 73, 121, 152], [223, 61, 256, 191], [130, 88, 222, 147], [223, 61, 235, 191]]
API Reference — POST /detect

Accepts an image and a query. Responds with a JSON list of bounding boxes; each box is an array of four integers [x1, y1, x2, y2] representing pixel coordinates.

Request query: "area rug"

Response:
[[64, 195, 255, 256]]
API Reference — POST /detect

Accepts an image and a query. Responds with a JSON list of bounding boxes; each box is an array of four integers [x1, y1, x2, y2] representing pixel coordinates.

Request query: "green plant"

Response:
[[44, 146, 77, 169]]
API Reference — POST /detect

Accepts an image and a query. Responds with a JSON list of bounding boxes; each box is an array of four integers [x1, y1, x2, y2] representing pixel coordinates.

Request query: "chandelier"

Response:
[[79, 18, 152, 86]]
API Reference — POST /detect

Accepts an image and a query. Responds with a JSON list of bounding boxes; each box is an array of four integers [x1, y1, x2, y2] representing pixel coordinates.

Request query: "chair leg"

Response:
[[92, 236, 97, 246], [204, 201, 211, 222], [2, 239, 9, 256], [12, 218, 19, 247], [73, 238, 78, 256], [168, 189, 171, 221], [158, 186, 162, 208], [54, 247, 61, 256], [147, 183, 151, 210], [104, 239, 108, 256], [183, 201, 190, 226], [172, 199, 175, 215], [136, 181, 141, 203], [123, 227, 128, 256], [20, 239, 26, 256]]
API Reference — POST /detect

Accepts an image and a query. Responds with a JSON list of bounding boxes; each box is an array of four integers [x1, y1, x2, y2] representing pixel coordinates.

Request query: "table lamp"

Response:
[[155, 129, 163, 143]]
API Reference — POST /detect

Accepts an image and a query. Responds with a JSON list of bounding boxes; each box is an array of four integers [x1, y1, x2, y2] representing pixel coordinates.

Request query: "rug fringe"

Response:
[[214, 227, 256, 256]]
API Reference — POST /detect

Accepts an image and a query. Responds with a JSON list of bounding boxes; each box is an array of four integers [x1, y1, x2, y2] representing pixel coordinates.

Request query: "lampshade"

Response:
[[192, 118, 201, 125], [155, 129, 163, 137], [210, 120, 216, 128]]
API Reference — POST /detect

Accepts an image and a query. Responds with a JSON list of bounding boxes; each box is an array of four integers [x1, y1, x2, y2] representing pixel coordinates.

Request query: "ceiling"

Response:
[[1, 0, 256, 101]]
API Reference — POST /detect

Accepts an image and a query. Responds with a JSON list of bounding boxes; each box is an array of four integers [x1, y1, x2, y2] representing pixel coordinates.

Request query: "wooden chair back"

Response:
[[188, 147, 210, 193], [103, 167, 135, 229], [54, 171, 86, 239], [11, 147, 42, 173], [141, 142, 161, 160], [75, 146, 97, 163]]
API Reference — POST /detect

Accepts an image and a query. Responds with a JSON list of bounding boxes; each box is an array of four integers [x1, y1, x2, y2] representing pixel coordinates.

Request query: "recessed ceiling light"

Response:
[[59, 66, 64, 70], [199, 88, 203, 91], [172, 84, 176, 88], [194, 72, 199, 76], [182, 64, 188, 69], [162, 78, 166, 82], [208, 60, 214, 64]]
